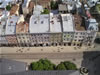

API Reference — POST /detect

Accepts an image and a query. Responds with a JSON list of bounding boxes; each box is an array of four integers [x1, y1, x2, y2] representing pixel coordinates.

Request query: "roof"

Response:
[[3, 70, 80, 75], [59, 4, 67, 11], [0, 1, 8, 8], [0, 20, 6, 35], [28, 1, 34, 12], [0, 58, 27, 75], [0, 9, 9, 20], [33, 5, 43, 15], [61, 14, 74, 32], [29, 14, 49, 33], [22, 0, 31, 7], [50, 14, 62, 32], [16, 22, 29, 33], [74, 14, 86, 31], [0, 9, 8, 35], [5, 15, 19, 35], [10, 4, 19, 16], [88, 18, 98, 31]]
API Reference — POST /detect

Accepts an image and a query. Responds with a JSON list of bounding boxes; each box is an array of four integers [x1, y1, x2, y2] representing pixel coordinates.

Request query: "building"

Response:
[[2, 70, 80, 75], [16, 15, 30, 46], [29, 14, 50, 46], [0, 8, 9, 46], [49, 13, 62, 46], [0, 0, 98, 47], [72, 14, 98, 46], [58, 4, 68, 14], [0, 58, 27, 75], [32, 0, 50, 9], [61, 14, 75, 46], [22, 0, 31, 15], [5, 15, 19, 46], [87, 0, 99, 7], [10, 4, 19, 16]]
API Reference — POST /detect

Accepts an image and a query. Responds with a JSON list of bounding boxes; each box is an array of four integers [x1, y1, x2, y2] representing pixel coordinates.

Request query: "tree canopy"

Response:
[[30, 59, 77, 70], [41, 9, 50, 14], [6, 5, 11, 11], [50, 1, 58, 10], [56, 61, 77, 70], [30, 59, 56, 70]]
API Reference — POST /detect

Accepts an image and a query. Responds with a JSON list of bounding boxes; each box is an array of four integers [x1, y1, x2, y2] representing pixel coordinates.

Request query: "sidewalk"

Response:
[[0, 46, 95, 54]]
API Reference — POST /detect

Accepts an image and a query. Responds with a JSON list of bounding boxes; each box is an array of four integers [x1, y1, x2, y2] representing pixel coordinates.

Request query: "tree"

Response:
[[30, 59, 56, 70], [41, 9, 50, 14], [30, 59, 77, 70], [6, 5, 11, 11], [63, 61, 77, 70], [50, 1, 58, 10], [56, 61, 77, 70], [56, 62, 66, 70], [31, 62, 38, 70]]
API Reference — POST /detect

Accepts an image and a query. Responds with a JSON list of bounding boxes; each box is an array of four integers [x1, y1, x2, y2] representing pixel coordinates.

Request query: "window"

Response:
[[76, 33, 78, 35], [34, 21, 37, 24], [74, 40, 77, 41], [75, 36, 77, 38], [19, 37, 21, 39], [23, 37, 25, 39]]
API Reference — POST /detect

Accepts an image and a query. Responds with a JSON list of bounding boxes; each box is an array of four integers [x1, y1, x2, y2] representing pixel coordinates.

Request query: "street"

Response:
[[0, 45, 100, 75], [1, 52, 83, 59]]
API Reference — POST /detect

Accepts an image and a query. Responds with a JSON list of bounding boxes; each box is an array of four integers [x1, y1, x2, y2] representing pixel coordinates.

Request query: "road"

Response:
[[0, 46, 100, 75], [0, 52, 83, 59]]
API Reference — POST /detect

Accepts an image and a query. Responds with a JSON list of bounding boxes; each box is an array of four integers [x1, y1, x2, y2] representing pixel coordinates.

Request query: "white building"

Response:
[[5, 15, 19, 35], [33, 5, 43, 15], [50, 13, 62, 33], [61, 14, 75, 44], [87, 0, 99, 7], [22, 0, 31, 15], [61, 0, 82, 13], [29, 14, 49, 33], [0, 9, 9, 46]]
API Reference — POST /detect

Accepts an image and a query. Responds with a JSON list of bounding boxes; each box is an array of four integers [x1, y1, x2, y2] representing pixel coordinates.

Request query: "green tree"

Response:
[[50, 1, 58, 10], [56, 62, 66, 70], [30, 59, 56, 70], [31, 62, 38, 70], [6, 5, 11, 11], [37, 62, 44, 70], [56, 61, 77, 70], [41, 9, 50, 14], [63, 61, 77, 70]]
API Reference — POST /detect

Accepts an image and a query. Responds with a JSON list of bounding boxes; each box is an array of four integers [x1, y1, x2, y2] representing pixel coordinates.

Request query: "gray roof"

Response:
[[2, 70, 80, 75], [59, 4, 67, 11], [0, 58, 27, 75]]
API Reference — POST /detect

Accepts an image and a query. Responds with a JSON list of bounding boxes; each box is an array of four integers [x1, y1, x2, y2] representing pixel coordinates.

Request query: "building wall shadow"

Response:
[[81, 51, 100, 75]]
